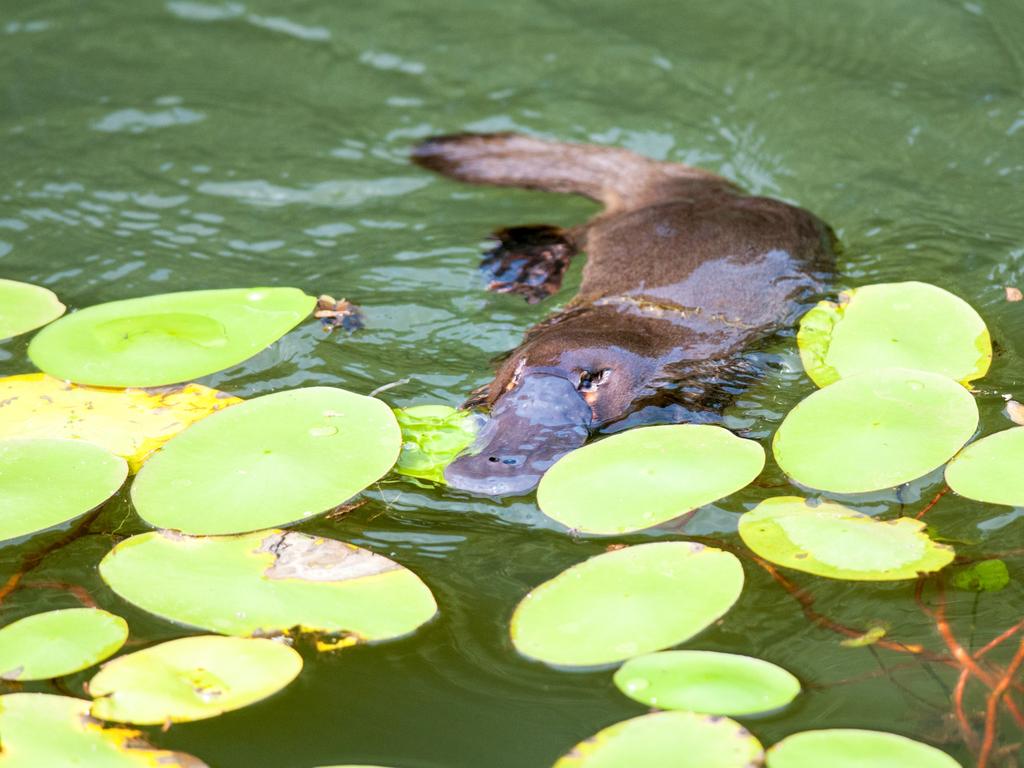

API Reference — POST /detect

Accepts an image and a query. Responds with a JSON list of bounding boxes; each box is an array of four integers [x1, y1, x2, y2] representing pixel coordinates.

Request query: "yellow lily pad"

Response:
[[0, 693, 206, 767], [88, 635, 302, 725], [0, 373, 241, 472]]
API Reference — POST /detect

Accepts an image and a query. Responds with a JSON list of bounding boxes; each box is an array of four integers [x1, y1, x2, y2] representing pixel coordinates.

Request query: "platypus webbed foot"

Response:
[[482, 225, 577, 303]]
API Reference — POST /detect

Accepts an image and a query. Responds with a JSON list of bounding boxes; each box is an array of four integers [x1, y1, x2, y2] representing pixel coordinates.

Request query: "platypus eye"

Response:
[[578, 369, 609, 392]]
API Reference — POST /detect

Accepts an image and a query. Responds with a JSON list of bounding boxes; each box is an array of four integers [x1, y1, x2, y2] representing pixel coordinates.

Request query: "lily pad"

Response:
[[394, 404, 477, 484], [0, 693, 206, 767], [88, 635, 302, 725], [945, 427, 1024, 507], [772, 369, 978, 494], [613, 650, 800, 716], [131, 387, 401, 535], [0, 438, 128, 542], [0, 609, 128, 681], [28, 287, 315, 387], [0, 279, 65, 341], [511, 542, 743, 667], [766, 728, 960, 768], [99, 529, 437, 640], [798, 281, 991, 387], [537, 425, 765, 535], [739, 497, 954, 580], [950, 559, 1010, 593], [0, 373, 241, 472], [552, 711, 764, 768]]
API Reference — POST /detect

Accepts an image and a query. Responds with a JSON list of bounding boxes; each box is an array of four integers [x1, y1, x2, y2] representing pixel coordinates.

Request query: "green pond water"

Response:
[[2, 0, 1024, 765]]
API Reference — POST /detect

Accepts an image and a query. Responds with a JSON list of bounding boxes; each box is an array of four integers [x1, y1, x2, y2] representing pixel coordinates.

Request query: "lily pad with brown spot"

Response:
[[0, 693, 207, 767], [99, 529, 437, 641], [88, 635, 301, 725], [0, 373, 241, 472]]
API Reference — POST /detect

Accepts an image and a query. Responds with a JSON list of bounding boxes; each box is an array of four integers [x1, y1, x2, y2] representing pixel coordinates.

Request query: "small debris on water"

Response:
[[315, 294, 364, 332], [1006, 286, 1023, 302], [1006, 399, 1024, 426]]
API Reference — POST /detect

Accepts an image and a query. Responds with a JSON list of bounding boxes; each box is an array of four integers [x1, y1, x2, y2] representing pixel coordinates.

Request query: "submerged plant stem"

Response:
[[750, 555, 936, 658], [20, 580, 97, 608], [915, 485, 950, 519], [977, 638, 1024, 768], [0, 509, 101, 606]]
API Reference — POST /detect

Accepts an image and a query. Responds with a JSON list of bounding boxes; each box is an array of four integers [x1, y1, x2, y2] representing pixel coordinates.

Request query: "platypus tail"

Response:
[[412, 132, 721, 211]]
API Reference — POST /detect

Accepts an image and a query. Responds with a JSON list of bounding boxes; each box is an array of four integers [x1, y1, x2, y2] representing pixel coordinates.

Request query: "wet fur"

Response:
[[413, 132, 835, 491]]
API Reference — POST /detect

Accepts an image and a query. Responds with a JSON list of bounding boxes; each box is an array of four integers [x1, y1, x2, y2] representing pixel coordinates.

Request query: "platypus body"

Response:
[[413, 133, 835, 495]]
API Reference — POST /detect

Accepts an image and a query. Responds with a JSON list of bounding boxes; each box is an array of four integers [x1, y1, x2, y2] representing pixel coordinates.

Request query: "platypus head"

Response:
[[444, 306, 670, 496]]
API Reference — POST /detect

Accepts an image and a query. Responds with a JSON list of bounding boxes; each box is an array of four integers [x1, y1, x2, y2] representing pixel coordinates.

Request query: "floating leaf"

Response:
[[0, 373, 240, 472], [0, 438, 127, 542], [613, 650, 800, 716], [773, 369, 978, 494], [0, 279, 66, 341], [839, 625, 889, 648], [28, 287, 315, 387], [393, 404, 477, 484], [511, 542, 743, 668], [0, 609, 128, 681], [552, 711, 763, 768], [945, 427, 1024, 508], [739, 497, 954, 580], [950, 559, 1010, 593], [798, 282, 991, 387], [537, 425, 764, 535], [99, 529, 437, 641], [88, 635, 301, 725], [0, 693, 207, 767], [131, 387, 400, 535], [766, 728, 960, 768]]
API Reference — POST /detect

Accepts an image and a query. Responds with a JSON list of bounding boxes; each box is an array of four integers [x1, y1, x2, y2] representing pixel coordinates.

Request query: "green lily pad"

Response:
[[613, 650, 800, 716], [131, 386, 401, 535], [393, 404, 477, 484], [0, 693, 206, 767], [99, 529, 437, 641], [772, 369, 978, 494], [945, 427, 1024, 507], [28, 287, 315, 387], [552, 711, 764, 768], [950, 559, 1010, 593], [739, 497, 955, 580], [766, 729, 960, 768], [0, 438, 128, 542], [798, 281, 991, 387], [511, 542, 743, 668], [537, 425, 764, 535], [0, 279, 66, 341], [88, 635, 302, 725], [0, 609, 128, 681]]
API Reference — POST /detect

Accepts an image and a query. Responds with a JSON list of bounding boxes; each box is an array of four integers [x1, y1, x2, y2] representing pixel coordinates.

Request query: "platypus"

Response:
[[413, 132, 835, 495]]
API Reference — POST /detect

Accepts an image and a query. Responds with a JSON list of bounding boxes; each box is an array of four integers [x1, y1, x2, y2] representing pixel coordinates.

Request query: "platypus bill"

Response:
[[413, 132, 835, 496]]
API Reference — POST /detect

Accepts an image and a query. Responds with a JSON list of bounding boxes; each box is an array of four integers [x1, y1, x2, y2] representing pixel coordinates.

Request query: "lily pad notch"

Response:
[[28, 286, 316, 387]]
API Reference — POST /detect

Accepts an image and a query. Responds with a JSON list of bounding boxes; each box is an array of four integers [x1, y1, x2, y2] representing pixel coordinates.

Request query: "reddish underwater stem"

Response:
[[977, 638, 1024, 768]]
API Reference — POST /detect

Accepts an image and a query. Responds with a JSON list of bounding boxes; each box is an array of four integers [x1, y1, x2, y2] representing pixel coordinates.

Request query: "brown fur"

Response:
[[413, 132, 835, 493]]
